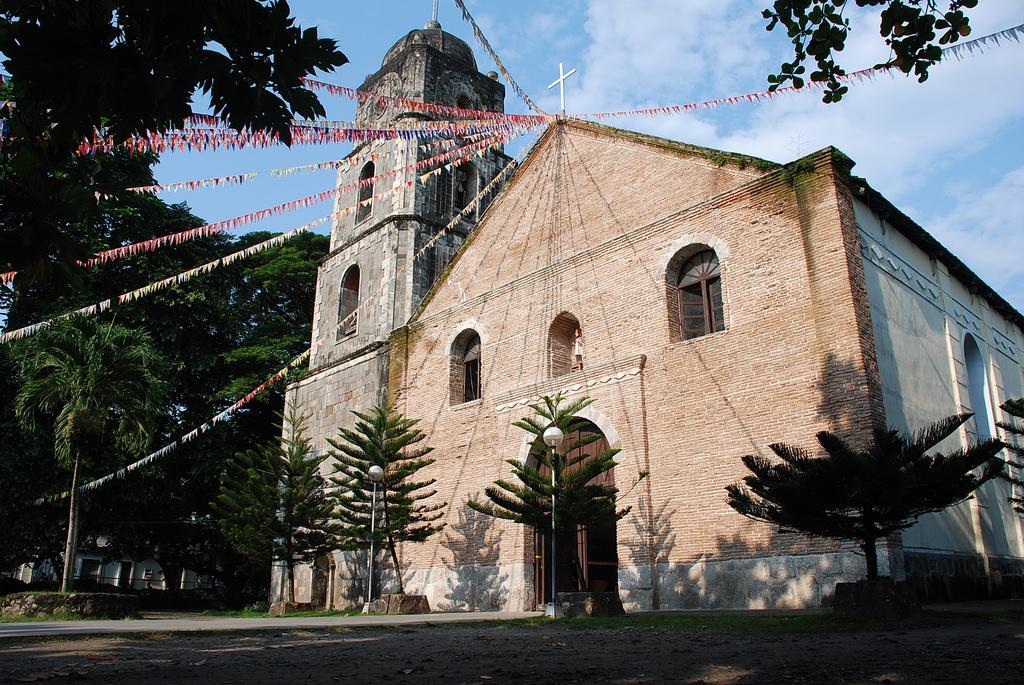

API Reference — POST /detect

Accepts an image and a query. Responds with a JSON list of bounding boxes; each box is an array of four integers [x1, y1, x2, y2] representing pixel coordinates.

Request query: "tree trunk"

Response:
[[287, 562, 296, 604], [863, 537, 879, 580], [380, 489, 404, 595], [387, 533, 404, 595], [60, 452, 81, 593]]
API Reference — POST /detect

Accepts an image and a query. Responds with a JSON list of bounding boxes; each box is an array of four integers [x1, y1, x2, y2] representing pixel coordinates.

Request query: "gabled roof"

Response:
[[409, 119, 780, 323]]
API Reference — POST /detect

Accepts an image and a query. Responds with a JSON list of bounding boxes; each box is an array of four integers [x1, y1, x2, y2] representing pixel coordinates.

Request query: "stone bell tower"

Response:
[[280, 20, 510, 609]]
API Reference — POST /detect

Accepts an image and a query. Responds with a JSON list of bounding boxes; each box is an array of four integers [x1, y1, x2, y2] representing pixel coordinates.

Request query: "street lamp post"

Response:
[[542, 425, 564, 618], [362, 464, 385, 615]]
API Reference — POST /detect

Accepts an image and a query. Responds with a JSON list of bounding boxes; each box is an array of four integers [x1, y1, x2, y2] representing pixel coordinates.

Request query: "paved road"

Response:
[[0, 610, 542, 639]]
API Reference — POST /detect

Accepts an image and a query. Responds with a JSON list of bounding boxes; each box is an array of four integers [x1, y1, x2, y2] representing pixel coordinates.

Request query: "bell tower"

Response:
[[308, 20, 509, 373], [289, 22, 508, 465]]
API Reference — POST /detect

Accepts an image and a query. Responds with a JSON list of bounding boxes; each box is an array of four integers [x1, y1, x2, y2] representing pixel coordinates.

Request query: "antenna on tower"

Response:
[[432, 0, 439, 23]]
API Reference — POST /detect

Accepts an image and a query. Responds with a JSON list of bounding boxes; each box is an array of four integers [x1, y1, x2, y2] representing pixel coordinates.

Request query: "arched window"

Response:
[[453, 162, 477, 214], [547, 312, 583, 378], [450, 330, 482, 404], [337, 265, 360, 339], [964, 333, 994, 440], [455, 94, 472, 111], [355, 162, 375, 224], [671, 249, 724, 341]]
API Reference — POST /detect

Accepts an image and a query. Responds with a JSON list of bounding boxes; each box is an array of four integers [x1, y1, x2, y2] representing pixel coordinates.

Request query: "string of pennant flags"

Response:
[[569, 21, 1023, 121], [125, 129, 506, 195], [78, 118, 537, 156], [0, 217, 331, 345], [2, 131, 527, 285], [37, 348, 313, 503], [300, 77, 544, 125], [43, 136, 539, 503], [0, 136, 519, 331]]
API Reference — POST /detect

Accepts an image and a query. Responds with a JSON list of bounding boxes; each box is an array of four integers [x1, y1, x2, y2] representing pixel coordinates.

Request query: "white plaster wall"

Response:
[[855, 198, 1024, 561]]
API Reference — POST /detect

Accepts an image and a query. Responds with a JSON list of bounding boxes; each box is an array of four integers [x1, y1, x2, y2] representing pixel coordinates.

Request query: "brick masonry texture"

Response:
[[379, 123, 887, 610]]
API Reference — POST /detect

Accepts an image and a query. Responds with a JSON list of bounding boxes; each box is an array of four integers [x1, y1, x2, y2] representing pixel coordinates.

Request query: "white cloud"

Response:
[[925, 165, 1024, 309], [564, 1, 1024, 201]]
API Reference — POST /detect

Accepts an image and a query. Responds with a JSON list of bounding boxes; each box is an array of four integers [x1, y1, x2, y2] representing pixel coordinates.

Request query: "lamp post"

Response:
[[362, 464, 385, 615], [542, 424, 564, 618]]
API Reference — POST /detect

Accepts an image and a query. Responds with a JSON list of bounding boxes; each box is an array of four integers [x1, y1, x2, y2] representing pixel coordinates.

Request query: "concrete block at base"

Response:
[[556, 592, 625, 618], [0, 592, 138, 619], [833, 578, 919, 619], [269, 601, 312, 616], [383, 594, 431, 614]]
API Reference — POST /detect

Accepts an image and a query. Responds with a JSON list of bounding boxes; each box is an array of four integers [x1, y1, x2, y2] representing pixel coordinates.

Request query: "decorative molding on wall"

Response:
[[950, 304, 983, 333], [858, 231, 941, 305], [991, 328, 1019, 361], [493, 354, 646, 414]]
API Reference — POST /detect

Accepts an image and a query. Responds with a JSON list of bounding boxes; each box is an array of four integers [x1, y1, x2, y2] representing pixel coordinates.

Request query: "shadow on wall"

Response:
[[816, 351, 879, 439], [331, 548, 396, 610], [437, 502, 508, 612], [618, 496, 677, 610]]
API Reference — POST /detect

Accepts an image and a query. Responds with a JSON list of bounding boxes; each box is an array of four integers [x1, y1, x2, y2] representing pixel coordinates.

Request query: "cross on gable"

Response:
[[547, 62, 577, 115]]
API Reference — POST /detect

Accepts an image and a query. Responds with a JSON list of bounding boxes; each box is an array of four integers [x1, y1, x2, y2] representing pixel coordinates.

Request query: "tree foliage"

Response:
[[997, 398, 1024, 515], [0, 1, 346, 282], [726, 413, 1004, 579], [214, 404, 339, 602], [763, 0, 978, 102], [467, 393, 643, 591], [0, 146, 328, 603], [328, 404, 445, 596], [14, 314, 161, 590]]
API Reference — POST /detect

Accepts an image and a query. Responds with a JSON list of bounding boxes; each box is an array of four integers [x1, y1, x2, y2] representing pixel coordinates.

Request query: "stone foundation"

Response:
[[0, 592, 139, 619], [618, 552, 870, 610], [904, 550, 1024, 602]]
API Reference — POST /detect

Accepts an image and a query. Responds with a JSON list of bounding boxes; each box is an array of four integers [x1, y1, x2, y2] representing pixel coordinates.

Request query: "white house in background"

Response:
[[16, 552, 213, 592]]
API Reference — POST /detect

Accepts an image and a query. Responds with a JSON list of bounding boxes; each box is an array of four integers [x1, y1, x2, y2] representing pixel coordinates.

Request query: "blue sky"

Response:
[[153, 0, 1024, 308]]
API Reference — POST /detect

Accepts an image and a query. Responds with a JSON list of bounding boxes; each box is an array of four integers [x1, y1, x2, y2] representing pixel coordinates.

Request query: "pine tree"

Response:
[[997, 398, 1024, 514], [726, 413, 1005, 580], [328, 404, 445, 596], [214, 403, 338, 603], [468, 393, 645, 591]]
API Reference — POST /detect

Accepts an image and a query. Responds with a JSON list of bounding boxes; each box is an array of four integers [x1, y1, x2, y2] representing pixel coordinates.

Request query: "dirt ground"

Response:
[[1, 619, 1022, 684]]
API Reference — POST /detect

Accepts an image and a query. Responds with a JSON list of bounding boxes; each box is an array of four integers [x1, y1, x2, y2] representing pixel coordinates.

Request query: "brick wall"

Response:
[[380, 123, 882, 609]]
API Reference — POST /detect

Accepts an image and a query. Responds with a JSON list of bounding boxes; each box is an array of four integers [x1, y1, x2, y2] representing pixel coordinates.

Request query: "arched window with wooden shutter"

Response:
[[676, 249, 724, 340]]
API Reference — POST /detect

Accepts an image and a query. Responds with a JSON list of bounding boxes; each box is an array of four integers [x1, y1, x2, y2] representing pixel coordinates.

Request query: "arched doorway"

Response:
[[530, 420, 618, 608]]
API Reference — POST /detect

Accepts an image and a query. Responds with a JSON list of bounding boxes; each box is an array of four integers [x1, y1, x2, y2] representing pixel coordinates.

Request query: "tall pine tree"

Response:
[[214, 404, 338, 603], [328, 405, 445, 596]]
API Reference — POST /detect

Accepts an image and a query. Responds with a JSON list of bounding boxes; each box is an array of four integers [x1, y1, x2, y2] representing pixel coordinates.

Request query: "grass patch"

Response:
[[481, 609, 1024, 635], [199, 608, 360, 619], [0, 612, 130, 623]]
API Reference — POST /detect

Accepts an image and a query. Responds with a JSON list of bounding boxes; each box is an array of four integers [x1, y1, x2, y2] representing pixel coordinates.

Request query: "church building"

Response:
[[283, 22, 1024, 611]]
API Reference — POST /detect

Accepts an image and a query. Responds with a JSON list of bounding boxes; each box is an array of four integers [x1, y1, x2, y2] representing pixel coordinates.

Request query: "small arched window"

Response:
[[676, 249, 724, 340], [450, 330, 482, 404], [548, 312, 583, 378], [337, 265, 360, 339], [453, 162, 477, 214], [355, 162, 375, 224]]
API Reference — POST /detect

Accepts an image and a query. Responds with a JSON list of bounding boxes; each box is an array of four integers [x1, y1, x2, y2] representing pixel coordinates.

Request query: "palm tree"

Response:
[[15, 315, 160, 592]]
